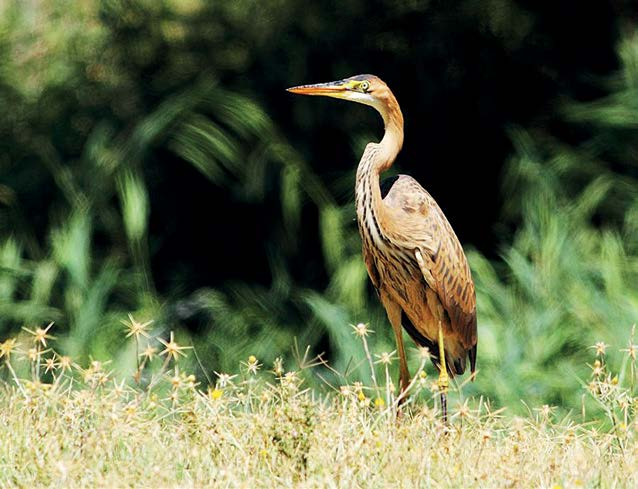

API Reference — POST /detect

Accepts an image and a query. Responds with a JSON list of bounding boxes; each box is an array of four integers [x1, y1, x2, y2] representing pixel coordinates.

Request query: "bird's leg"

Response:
[[393, 326, 411, 398], [381, 296, 411, 404], [389, 310, 411, 399], [437, 319, 449, 424]]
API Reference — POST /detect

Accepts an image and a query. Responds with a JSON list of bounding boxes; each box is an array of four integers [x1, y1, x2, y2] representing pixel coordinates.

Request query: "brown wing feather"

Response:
[[382, 175, 477, 371], [428, 226, 477, 347]]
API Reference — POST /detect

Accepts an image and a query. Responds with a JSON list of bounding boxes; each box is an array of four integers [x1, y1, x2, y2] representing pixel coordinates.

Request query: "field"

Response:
[[1, 323, 636, 488], [2, 3, 638, 487]]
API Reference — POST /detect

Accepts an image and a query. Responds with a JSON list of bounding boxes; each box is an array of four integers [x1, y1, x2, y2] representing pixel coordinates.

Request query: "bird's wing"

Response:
[[382, 175, 477, 351]]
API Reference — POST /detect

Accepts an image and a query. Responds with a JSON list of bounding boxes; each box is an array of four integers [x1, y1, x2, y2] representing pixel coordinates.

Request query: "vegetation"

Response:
[[1, 322, 636, 487], [1, 6, 637, 484]]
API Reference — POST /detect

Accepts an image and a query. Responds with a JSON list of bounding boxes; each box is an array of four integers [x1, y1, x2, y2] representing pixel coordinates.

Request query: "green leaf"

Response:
[[117, 170, 149, 243]]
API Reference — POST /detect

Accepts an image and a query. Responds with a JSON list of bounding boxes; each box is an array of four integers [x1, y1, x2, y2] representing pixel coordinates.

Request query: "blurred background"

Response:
[[1, 0, 637, 413]]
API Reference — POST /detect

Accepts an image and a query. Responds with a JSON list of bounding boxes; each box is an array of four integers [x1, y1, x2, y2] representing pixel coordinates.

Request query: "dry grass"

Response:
[[0, 321, 636, 488]]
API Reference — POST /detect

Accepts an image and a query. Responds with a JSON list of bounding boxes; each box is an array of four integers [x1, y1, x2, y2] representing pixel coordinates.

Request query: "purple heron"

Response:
[[287, 75, 477, 420]]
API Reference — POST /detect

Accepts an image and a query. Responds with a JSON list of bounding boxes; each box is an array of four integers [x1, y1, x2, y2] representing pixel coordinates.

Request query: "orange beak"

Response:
[[286, 80, 348, 96]]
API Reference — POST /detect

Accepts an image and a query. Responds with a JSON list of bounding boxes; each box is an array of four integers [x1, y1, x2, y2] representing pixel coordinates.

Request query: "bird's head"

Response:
[[287, 74, 393, 115], [287, 74, 403, 151]]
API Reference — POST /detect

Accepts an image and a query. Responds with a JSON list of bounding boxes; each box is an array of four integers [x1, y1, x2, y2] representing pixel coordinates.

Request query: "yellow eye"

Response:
[[360, 81, 370, 92]]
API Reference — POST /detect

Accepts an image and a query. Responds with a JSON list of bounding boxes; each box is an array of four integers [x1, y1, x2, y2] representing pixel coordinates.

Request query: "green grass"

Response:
[[1, 322, 636, 487]]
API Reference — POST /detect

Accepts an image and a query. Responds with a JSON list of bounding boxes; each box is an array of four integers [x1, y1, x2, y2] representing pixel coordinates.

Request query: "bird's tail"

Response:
[[400, 310, 476, 379]]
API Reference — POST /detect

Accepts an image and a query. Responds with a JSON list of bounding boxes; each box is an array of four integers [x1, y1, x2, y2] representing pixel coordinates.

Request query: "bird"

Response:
[[287, 74, 477, 421]]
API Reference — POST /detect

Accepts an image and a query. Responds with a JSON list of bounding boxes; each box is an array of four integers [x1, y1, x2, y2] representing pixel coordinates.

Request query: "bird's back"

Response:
[[373, 174, 477, 375]]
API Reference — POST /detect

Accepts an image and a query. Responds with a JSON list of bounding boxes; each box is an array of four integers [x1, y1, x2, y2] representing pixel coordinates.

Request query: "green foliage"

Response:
[[0, 0, 636, 418], [470, 144, 637, 409], [467, 32, 638, 410]]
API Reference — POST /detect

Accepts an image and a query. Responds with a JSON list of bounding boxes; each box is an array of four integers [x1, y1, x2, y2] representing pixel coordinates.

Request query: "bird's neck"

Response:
[[355, 95, 404, 236], [378, 98, 404, 169], [358, 93, 404, 175]]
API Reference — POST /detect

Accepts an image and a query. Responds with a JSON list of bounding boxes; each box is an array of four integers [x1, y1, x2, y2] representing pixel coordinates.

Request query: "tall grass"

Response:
[[0, 322, 635, 487]]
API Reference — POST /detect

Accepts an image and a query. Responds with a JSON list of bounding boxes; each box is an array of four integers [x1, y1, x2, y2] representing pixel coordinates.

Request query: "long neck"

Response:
[[377, 95, 404, 170], [355, 92, 404, 241], [357, 91, 404, 176]]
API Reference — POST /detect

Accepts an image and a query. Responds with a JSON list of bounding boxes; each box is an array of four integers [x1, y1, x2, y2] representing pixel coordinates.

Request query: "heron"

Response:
[[287, 74, 477, 421]]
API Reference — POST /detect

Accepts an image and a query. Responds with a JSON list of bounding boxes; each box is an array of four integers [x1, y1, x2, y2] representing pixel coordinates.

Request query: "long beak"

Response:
[[286, 80, 348, 96]]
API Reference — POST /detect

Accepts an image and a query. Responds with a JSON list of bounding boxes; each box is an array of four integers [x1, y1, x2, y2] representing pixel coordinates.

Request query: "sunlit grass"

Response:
[[1, 321, 636, 487]]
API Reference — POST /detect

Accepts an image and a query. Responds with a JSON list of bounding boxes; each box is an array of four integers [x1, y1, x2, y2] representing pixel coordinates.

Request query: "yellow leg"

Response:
[[437, 320, 449, 424]]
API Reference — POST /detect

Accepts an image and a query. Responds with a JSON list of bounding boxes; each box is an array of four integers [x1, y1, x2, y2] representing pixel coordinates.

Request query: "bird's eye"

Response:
[[360, 81, 370, 92]]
